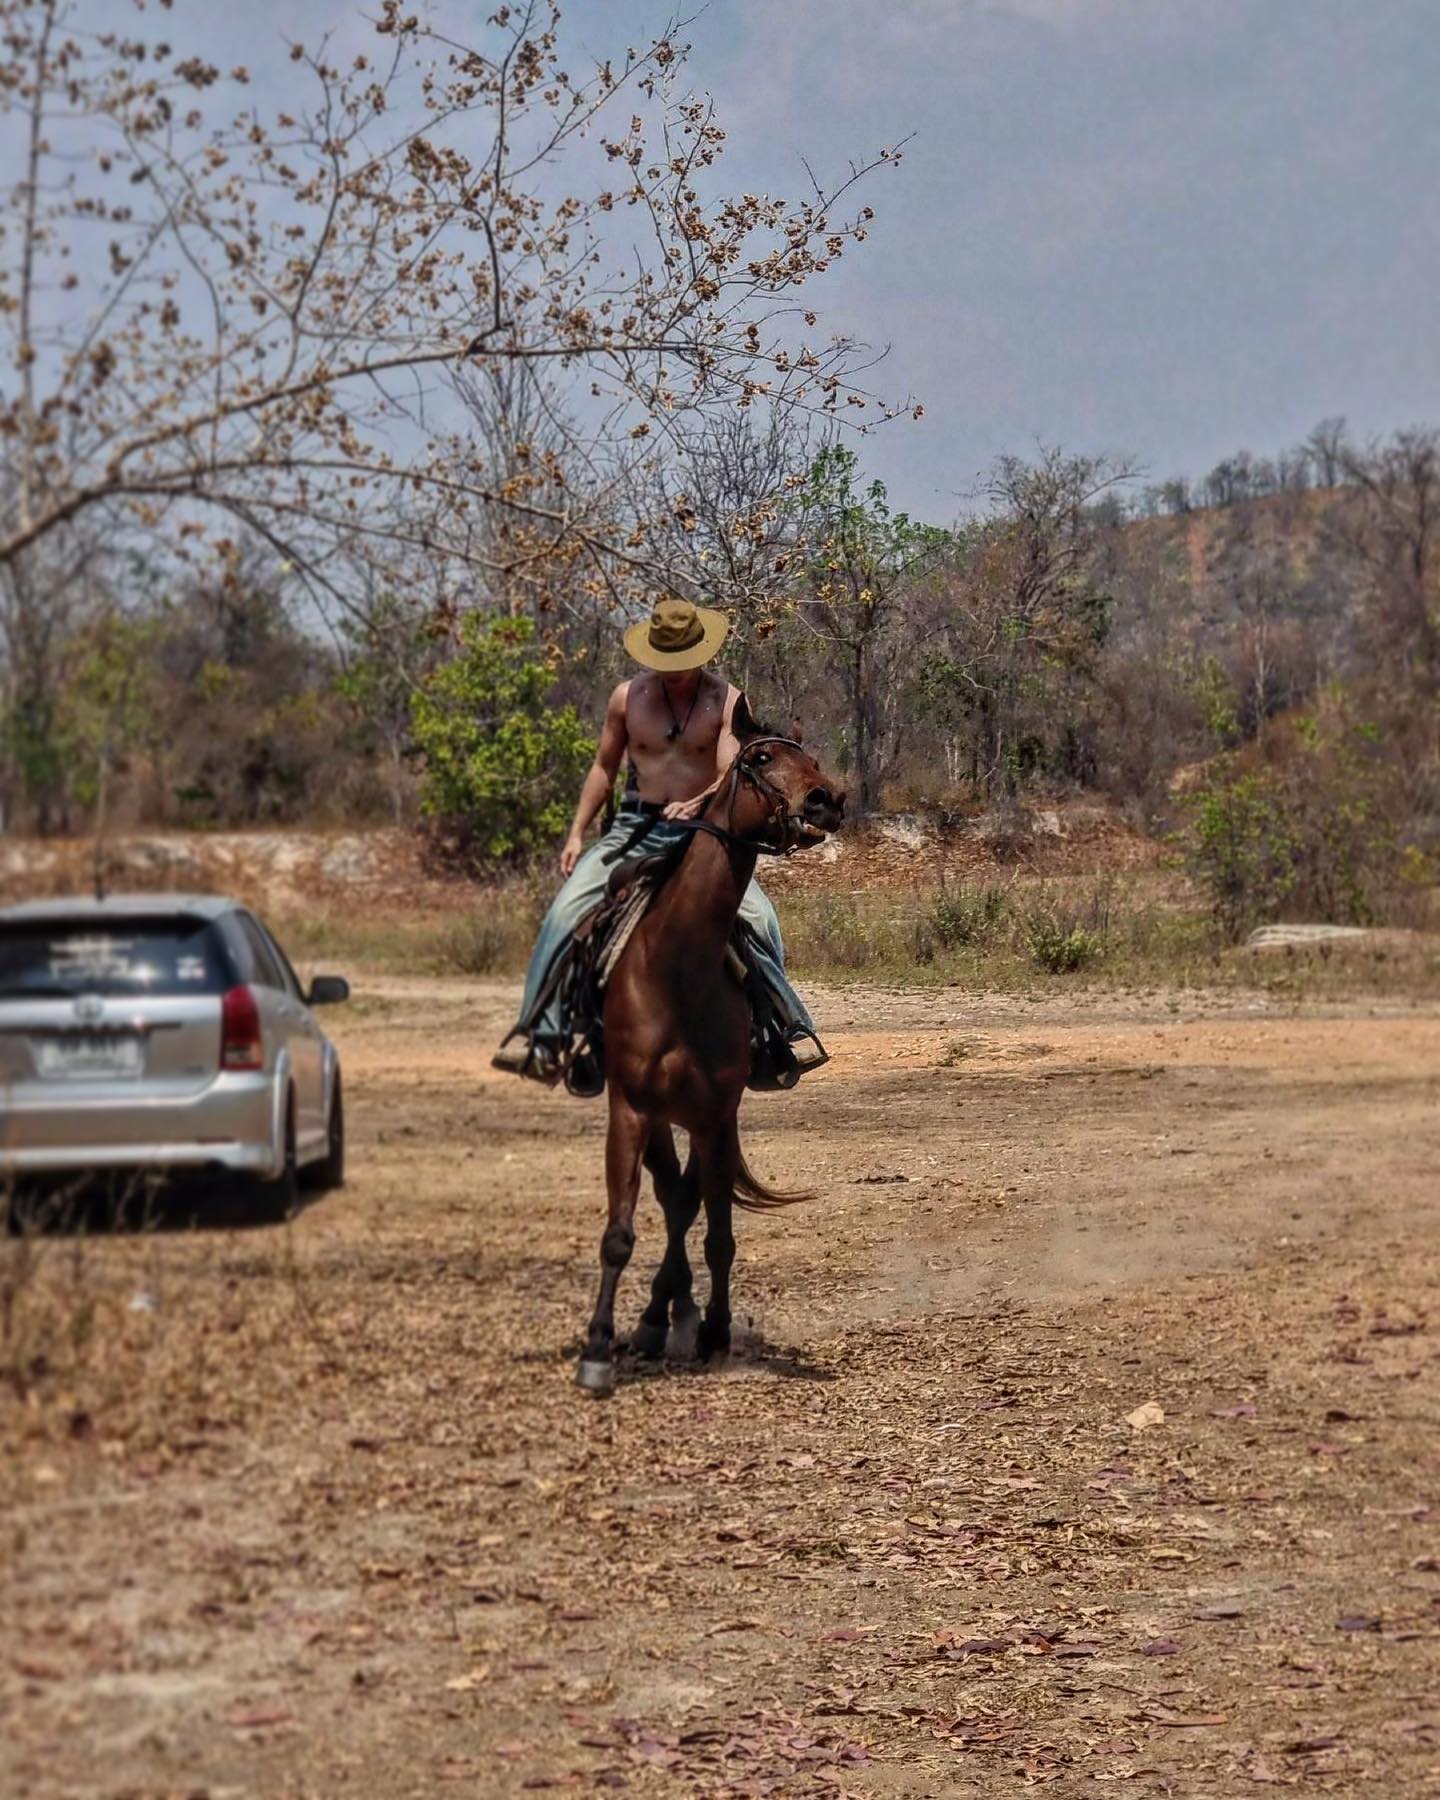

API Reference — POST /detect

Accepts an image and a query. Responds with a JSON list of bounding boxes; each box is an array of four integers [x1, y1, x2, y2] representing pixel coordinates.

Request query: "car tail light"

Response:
[[220, 985, 264, 1071]]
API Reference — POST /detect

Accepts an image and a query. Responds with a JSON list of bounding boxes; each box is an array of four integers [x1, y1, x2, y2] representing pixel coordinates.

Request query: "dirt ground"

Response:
[[3, 976, 1439, 1797]]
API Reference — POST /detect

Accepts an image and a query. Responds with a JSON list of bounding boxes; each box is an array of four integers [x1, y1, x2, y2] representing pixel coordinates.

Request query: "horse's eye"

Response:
[[753, 750, 771, 766]]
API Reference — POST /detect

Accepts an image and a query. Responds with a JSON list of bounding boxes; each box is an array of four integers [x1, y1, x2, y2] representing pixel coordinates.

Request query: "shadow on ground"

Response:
[[3, 1172, 329, 1237]]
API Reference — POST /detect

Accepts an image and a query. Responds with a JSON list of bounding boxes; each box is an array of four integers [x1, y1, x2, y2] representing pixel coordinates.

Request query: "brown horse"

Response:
[[576, 735, 846, 1393]]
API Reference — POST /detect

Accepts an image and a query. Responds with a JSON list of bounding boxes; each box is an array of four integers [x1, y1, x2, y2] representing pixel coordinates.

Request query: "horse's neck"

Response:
[[652, 804, 758, 959]]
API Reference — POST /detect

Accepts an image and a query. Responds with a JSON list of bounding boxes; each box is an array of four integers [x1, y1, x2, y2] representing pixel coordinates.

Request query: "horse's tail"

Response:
[[733, 1137, 813, 1211]]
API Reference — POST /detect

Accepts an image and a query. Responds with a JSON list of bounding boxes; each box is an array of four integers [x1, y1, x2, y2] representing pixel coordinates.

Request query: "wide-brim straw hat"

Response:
[[623, 597, 729, 671]]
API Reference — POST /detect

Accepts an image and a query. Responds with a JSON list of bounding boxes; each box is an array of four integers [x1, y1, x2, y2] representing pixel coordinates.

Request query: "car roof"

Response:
[[0, 893, 239, 926]]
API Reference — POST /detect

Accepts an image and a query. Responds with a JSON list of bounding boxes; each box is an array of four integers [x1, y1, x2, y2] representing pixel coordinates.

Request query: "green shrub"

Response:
[[1186, 767, 1296, 941], [1183, 697, 1400, 940], [1023, 911, 1106, 974], [930, 885, 1011, 949], [1013, 879, 1111, 974], [438, 914, 515, 975], [437, 875, 550, 975], [411, 615, 593, 866], [785, 896, 882, 972]]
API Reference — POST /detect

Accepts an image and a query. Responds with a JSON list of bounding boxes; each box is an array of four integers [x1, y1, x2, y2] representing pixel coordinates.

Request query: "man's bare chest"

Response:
[[627, 678, 725, 763]]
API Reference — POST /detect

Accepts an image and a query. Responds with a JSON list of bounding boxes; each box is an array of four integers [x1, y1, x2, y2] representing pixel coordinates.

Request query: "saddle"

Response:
[[531, 853, 800, 1100], [604, 844, 683, 898]]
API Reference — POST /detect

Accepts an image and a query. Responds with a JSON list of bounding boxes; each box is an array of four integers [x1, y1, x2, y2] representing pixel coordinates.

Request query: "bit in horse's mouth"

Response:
[[790, 819, 829, 846]]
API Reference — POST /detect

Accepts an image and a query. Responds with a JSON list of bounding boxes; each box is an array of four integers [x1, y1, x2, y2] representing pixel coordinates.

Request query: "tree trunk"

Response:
[[850, 640, 872, 815]]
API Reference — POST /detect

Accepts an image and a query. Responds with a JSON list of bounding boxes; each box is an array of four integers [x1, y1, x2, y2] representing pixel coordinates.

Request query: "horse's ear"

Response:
[[732, 690, 788, 744], [788, 716, 804, 746]]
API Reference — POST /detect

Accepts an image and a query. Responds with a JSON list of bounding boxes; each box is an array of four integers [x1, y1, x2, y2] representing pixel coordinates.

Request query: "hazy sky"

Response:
[[155, 1, 1440, 515], [571, 0, 1440, 514]]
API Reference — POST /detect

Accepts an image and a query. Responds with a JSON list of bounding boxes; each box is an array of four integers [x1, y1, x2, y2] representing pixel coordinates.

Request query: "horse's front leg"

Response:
[[632, 1131, 702, 1361], [578, 1095, 648, 1395], [697, 1123, 739, 1363]]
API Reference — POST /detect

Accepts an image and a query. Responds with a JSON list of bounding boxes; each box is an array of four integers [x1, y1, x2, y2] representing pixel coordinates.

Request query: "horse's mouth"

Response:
[[789, 818, 831, 848]]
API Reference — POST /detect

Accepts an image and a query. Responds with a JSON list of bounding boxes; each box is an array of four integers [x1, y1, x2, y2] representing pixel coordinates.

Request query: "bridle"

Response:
[[719, 734, 809, 852], [602, 735, 813, 868]]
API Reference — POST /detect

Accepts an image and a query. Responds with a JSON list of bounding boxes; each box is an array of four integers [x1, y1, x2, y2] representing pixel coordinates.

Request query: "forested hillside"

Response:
[[5, 418, 1437, 940], [2, 6, 1434, 942]]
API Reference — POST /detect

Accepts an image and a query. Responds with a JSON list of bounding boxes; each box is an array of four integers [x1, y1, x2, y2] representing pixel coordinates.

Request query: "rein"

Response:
[[601, 736, 808, 867], [681, 816, 795, 858]]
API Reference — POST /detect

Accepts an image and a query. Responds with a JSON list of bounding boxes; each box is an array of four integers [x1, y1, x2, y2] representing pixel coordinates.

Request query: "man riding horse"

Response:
[[492, 597, 828, 1088]]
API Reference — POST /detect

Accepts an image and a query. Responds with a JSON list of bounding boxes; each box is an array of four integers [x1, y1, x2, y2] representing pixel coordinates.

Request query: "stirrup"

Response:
[[491, 1037, 562, 1086], [747, 1037, 801, 1092], [564, 1037, 606, 1099], [491, 1037, 530, 1075], [746, 1031, 828, 1091], [790, 1037, 829, 1074]]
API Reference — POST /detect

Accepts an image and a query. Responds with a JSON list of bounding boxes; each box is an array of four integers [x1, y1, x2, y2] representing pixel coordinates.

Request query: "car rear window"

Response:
[[0, 917, 233, 998]]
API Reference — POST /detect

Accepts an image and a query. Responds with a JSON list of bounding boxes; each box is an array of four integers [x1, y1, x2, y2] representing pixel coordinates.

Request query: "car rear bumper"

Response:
[[0, 1140, 275, 1176], [0, 1074, 281, 1179]]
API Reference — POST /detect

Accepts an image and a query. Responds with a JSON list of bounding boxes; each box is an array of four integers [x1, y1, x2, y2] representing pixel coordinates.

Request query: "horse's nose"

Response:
[[804, 786, 845, 829]]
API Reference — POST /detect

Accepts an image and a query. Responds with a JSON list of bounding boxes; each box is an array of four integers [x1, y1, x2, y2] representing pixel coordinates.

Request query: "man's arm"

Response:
[[561, 682, 629, 875], [662, 688, 752, 822]]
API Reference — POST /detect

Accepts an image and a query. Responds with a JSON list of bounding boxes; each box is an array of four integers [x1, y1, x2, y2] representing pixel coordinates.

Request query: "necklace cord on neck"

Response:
[[661, 680, 701, 742]]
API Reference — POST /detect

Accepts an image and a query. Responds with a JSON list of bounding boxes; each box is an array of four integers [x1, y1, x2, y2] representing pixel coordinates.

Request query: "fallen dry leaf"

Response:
[[226, 1706, 294, 1729], [444, 1668, 490, 1693], [12, 1657, 64, 1682], [1125, 1401, 1165, 1432]]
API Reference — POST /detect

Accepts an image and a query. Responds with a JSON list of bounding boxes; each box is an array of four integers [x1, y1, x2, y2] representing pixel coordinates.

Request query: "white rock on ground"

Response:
[[1245, 923, 1392, 951]]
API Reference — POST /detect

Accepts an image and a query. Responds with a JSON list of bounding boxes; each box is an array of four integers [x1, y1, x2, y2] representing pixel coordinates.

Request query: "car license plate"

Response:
[[35, 1032, 143, 1078]]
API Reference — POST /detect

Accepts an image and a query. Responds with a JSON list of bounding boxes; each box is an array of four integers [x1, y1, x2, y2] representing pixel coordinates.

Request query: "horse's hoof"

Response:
[[575, 1358, 616, 1396], [667, 1310, 701, 1362], [629, 1321, 667, 1360], [697, 1320, 731, 1364]]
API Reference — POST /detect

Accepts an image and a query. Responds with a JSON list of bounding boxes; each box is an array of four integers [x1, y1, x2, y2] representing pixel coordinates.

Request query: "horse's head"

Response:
[[731, 733, 846, 852]]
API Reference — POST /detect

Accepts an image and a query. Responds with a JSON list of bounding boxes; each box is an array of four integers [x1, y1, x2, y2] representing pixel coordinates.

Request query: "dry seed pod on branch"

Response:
[[0, 0, 908, 629]]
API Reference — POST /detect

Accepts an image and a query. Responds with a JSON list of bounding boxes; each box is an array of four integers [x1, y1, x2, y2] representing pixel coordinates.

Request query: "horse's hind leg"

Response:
[[578, 1096, 648, 1395], [667, 1144, 704, 1360], [632, 1129, 701, 1360], [697, 1122, 739, 1363]]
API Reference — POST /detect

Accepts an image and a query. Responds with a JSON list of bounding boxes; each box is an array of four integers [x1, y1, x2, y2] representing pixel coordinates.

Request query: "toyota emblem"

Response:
[[73, 994, 104, 1023]]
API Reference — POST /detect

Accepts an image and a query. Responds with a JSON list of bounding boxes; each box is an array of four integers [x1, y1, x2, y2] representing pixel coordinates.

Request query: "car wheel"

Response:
[[252, 1091, 299, 1224], [302, 1076, 345, 1193]]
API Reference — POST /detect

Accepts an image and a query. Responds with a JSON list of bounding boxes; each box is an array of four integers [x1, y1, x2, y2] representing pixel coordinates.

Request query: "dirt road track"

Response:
[[3, 979, 1439, 1796]]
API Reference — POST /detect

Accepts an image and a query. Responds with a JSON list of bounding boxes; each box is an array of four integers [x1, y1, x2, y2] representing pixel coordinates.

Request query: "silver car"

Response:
[[0, 894, 348, 1219]]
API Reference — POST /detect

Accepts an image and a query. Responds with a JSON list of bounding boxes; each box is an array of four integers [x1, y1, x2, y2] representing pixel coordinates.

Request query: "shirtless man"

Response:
[[492, 596, 826, 1084]]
